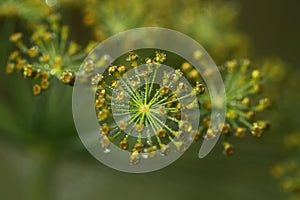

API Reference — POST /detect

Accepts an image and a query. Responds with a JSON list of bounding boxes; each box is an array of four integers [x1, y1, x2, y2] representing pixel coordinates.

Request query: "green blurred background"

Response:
[[0, 0, 300, 200]]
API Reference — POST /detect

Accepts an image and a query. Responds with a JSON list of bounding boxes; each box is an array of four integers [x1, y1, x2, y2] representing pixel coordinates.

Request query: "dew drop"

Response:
[[159, 152, 166, 156], [141, 153, 149, 159], [146, 140, 152, 145], [103, 148, 111, 153]]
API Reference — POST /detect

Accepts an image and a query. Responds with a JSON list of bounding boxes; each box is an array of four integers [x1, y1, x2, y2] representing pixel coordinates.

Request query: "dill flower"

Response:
[[91, 50, 272, 164], [180, 59, 271, 155], [223, 60, 270, 136], [3, 3, 272, 164], [94, 50, 204, 165], [271, 132, 300, 200], [1, 0, 250, 65], [5, 8, 271, 159], [78, 0, 250, 63], [269, 67, 300, 200], [272, 159, 300, 200], [6, 12, 95, 95], [0, 0, 52, 21]]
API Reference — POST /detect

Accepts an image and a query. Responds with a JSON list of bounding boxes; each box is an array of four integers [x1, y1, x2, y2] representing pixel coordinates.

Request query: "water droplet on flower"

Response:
[[103, 148, 111, 153], [141, 153, 149, 159]]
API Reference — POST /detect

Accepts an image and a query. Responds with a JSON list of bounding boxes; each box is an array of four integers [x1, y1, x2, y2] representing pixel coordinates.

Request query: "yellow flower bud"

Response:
[[223, 142, 234, 155], [119, 139, 129, 150], [28, 46, 39, 57], [10, 33, 22, 42], [33, 84, 42, 96], [130, 151, 140, 165], [6, 63, 15, 74], [157, 129, 167, 137]]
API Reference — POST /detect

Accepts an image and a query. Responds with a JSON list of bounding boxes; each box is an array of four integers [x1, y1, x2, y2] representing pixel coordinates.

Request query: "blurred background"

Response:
[[0, 0, 299, 200]]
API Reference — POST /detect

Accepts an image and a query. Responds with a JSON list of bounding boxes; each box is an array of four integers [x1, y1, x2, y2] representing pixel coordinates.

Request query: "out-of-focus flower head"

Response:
[[81, 0, 250, 63], [6, 12, 96, 95], [272, 132, 300, 200], [0, 0, 51, 21]]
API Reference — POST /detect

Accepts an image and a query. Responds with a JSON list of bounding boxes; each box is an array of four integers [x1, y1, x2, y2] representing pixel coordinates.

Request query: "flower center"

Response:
[[140, 104, 150, 115]]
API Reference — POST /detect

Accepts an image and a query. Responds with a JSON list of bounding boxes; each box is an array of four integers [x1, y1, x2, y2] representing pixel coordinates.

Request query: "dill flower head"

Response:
[[222, 59, 271, 137], [271, 132, 300, 200], [272, 161, 300, 200], [180, 59, 271, 155], [79, 0, 249, 63], [0, 0, 51, 21], [6, 12, 95, 95], [93, 50, 203, 165], [4, 6, 272, 165]]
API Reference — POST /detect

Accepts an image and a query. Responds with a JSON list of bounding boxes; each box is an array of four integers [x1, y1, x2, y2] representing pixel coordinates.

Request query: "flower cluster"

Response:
[[1, 0, 250, 64], [6, 12, 95, 95], [180, 59, 271, 155], [3, 6, 272, 164], [0, 0, 51, 21], [80, 0, 249, 63], [95, 51, 204, 165], [272, 132, 300, 200]]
